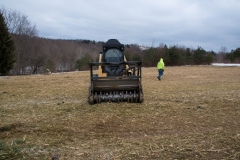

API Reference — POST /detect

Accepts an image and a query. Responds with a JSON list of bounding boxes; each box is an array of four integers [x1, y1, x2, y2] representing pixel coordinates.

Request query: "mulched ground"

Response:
[[0, 66, 240, 159]]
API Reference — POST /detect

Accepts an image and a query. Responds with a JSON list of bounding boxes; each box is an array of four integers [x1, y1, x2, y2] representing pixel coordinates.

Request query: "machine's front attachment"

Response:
[[88, 61, 144, 104]]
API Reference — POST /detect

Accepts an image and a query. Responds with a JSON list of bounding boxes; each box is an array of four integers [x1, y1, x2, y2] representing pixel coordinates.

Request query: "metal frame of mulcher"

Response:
[[88, 61, 144, 104]]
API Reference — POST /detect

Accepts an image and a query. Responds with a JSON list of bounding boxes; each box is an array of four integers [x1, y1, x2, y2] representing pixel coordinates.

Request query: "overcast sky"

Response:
[[1, 0, 240, 52]]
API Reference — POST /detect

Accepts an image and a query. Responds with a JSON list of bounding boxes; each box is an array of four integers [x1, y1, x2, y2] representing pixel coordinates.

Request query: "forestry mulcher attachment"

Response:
[[88, 39, 144, 104]]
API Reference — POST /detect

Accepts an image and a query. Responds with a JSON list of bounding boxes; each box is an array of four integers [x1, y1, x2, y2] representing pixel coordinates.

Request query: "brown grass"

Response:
[[0, 66, 240, 159]]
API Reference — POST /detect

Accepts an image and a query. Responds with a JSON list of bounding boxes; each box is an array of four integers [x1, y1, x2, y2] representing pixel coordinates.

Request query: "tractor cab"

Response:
[[102, 39, 125, 76]]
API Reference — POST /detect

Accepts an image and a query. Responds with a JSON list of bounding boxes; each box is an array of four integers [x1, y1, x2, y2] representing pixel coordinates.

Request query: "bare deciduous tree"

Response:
[[216, 46, 228, 63], [1, 6, 38, 74], [1, 6, 37, 36]]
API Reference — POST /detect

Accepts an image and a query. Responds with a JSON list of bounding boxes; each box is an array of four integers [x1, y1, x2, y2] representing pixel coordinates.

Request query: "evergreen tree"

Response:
[[75, 53, 93, 71], [194, 47, 206, 65], [143, 47, 157, 67], [0, 13, 15, 75], [168, 46, 180, 66], [162, 45, 170, 66], [185, 48, 194, 65], [226, 52, 235, 63], [205, 51, 214, 65], [233, 48, 240, 59]]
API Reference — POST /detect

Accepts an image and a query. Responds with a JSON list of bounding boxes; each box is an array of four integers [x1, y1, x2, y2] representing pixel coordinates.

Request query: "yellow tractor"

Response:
[[88, 39, 144, 104]]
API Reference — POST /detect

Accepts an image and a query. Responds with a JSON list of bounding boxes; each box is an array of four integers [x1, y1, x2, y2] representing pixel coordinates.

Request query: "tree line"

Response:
[[1, 6, 240, 76]]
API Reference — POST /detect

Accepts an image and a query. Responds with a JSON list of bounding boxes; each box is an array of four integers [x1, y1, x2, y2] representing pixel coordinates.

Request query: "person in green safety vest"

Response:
[[157, 58, 164, 80]]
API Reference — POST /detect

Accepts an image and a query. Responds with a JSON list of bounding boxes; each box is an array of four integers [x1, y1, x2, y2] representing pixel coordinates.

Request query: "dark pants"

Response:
[[158, 69, 164, 79]]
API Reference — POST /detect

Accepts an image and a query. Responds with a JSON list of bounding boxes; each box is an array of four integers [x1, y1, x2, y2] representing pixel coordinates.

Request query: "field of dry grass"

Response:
[[0, 66, 240, 159]]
